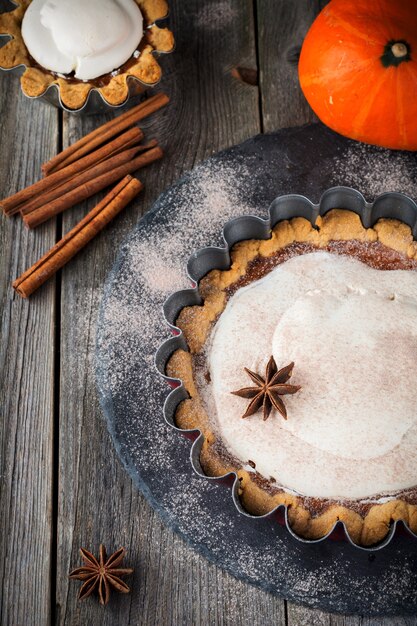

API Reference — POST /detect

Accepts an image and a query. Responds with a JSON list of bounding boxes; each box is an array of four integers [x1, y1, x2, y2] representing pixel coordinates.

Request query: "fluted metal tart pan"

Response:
[[96, 125, 417, 614], [157, 186, 417, 551], [0, 0, 174, 114]]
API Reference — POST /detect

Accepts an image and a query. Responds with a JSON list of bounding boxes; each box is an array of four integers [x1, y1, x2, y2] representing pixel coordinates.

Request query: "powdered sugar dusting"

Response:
[[99, 158, 256, 395], [332, 143, 417, 199], [96, 134, 417, 614]]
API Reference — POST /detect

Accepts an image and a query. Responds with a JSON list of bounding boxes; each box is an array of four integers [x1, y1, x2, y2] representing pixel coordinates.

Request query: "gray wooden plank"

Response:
[[0, 65, 58, 626], [256, 0, 327, 132], [55, 1, 287, 624]]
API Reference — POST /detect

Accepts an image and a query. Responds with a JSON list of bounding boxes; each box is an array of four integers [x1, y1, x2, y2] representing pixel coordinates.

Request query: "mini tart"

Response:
[[0, 0, 174, 111], [167, 210, 417, 547]]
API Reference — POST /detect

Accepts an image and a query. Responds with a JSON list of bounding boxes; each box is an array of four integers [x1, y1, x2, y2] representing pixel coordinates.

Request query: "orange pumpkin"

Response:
[[298, 0, 417, 150]]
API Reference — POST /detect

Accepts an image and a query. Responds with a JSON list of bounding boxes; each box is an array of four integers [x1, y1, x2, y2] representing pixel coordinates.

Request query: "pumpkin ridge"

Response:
[[300, 58, 375, 89], [404, 61, 417, 90], [396, 67, 409, 145], [371, 0, 417, 41], [323, 9, 382, 48], [351, 70, 390, 137], [373, 0, 393, 41]]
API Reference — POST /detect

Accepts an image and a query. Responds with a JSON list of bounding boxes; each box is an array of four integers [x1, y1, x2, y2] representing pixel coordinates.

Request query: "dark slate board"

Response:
[[96, 123, 417, 616]]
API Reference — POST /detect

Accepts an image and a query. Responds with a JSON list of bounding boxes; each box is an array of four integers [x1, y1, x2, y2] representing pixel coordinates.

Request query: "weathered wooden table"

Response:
[[1, 1, 416, 624]]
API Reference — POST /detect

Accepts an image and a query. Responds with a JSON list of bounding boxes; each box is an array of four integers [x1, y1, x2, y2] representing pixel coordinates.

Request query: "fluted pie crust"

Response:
[[167, 210, 417, 546], [0, 0, 174, 110]]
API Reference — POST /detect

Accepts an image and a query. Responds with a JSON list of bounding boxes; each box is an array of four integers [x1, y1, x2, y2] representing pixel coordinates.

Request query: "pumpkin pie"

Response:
[[167, 210, 417, 546], [0, 0, 174, 110]]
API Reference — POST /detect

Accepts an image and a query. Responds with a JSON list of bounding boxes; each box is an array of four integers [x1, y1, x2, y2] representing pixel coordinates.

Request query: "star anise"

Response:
[[69, 544, 134, 605], [231, 356, 301, 421]]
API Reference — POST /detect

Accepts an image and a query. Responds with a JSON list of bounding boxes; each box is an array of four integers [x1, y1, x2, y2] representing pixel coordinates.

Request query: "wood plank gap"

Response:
[[50, 268, 61, 626], [252, 0, 265, 133], [284, 599, 289, 626], [51, 106, 64, 626], [56, 108, 64, 240]]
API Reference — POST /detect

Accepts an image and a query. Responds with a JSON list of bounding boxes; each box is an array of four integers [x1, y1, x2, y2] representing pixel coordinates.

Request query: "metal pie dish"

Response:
[[0, 0, 174, 114], [0, 47, 169, 114], [156, 185, 417, 553]]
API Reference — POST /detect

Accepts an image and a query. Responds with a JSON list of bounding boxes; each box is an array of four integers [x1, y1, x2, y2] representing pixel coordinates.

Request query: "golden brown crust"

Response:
[[137, 0, 169, 23], [167, 210, 417, 546], [0, 0, 174, 110]]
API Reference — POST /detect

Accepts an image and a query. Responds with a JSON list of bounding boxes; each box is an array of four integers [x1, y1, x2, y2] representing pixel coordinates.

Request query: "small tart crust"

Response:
[[0, 0, 174, 110], [167, 210, 417, 546]]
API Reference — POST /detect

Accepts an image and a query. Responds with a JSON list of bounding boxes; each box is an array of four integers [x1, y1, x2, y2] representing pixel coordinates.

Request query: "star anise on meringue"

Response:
[[231, 356, 301, 421], [69, 544, 134, 605]]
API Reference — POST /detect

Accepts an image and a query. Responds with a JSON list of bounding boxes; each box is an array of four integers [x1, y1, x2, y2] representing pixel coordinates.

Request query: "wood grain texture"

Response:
[[1, 1, 416, 624], [256, 0, 328, 132], [0, 64, 58, 626], [55, 1, 282, 624]]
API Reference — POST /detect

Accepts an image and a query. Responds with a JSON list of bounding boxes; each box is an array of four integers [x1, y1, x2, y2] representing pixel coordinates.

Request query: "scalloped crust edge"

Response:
[[166, 210, 417, 547], [0, 0, 174, 110]]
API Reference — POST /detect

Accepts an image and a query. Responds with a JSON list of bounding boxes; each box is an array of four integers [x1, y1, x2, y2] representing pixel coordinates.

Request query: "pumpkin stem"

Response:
[[392, 42, 408, 58], [381, 40, 411, 68]]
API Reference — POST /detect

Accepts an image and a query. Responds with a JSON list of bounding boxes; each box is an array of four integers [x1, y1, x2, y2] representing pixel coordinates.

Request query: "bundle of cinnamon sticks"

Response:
[[5, 92, 169, 297], [13, 176, 142, 298]]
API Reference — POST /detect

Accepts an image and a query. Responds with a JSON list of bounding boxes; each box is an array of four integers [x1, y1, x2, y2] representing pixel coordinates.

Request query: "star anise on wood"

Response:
[[69, 544, 134, 605], [231, 356, 301, 421]]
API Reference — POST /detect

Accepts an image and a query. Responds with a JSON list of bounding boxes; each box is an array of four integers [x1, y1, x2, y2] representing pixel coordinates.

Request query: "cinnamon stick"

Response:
[[42, 92, 169, 176], [23, 146, 163, 229], [13, 176, 143, 298], [20, 141, 157, 217], [2, 127, 145, 216]]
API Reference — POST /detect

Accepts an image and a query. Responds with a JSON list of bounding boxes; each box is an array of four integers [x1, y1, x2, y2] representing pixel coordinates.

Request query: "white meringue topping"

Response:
[[206, 252, 417, 500], [22, 0, 143, 80]]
